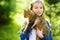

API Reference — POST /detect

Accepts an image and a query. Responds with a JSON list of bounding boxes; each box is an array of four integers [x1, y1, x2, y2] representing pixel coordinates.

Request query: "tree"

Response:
[[0, 0, 16, 24]]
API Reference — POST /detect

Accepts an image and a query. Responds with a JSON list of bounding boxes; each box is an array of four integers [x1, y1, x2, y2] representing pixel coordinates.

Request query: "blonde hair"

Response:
[[30, 0, 50, 37], [30, 0, 45, 13], [30, 0, 45, 20]]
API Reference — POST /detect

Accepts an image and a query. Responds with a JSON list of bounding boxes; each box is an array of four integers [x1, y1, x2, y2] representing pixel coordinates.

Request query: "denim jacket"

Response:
[[20, 20, 52, 40]]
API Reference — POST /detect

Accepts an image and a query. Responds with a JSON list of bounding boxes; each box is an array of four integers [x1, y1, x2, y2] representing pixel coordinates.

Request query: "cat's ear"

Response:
[[24, 10, 27, 18]]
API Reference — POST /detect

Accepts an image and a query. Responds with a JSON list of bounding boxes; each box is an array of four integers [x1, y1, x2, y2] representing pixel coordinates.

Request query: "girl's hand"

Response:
[[36, 28, 44, 38]]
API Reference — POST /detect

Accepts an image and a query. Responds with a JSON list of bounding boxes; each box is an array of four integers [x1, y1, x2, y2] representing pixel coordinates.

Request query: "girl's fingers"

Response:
[[37, 28, 43, 31], [36, 28, 44, 38]]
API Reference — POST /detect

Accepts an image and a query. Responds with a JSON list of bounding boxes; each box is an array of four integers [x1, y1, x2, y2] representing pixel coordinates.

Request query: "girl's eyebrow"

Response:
[[35, 6, 39, 8], [34, 6, 40, 8]]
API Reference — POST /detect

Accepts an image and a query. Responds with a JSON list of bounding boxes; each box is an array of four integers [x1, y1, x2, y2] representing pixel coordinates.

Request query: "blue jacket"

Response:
[[20, 21, 52, 40]]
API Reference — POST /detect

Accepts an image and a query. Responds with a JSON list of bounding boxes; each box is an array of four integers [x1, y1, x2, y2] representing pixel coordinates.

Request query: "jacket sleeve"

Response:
[[20, 33, 26, 40], [42, 31, 52, 40], [42, 21, 52, 40], [20, 21, 27, 40], [20, 28, 32, 40]]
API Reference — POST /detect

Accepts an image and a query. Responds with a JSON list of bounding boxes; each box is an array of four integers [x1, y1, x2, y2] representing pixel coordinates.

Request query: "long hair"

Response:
[[30, 0, 50, 37], [30, 0, 45, 13], [23, 0, 50, 38], [30, 0, 45, 21]]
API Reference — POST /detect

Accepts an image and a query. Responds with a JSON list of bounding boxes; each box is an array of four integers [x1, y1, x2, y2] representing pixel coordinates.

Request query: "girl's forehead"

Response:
[[33, 3, 43, 7]]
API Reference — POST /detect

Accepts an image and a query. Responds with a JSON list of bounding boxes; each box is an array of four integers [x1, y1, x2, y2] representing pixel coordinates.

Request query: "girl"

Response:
[[20, 0, 52, 40]]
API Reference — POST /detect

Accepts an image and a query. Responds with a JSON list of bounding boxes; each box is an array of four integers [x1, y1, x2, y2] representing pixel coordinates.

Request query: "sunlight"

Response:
[[13, 13, 25, 26], [0, 1, 5, 6]]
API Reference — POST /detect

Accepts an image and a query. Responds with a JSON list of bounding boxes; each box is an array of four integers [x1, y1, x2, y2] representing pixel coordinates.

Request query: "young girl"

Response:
[[20, 0, 52, 40]]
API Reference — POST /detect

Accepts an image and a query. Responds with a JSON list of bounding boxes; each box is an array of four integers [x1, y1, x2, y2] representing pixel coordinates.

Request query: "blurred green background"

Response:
[[0, 0, 60, 40]]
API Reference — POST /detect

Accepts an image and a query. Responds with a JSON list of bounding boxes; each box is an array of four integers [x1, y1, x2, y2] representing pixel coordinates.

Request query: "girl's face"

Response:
[[32, 3, 44, 16]]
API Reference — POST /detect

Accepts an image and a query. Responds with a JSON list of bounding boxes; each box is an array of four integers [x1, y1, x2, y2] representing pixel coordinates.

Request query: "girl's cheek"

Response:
[[35, 10, 38, 13], [41, 9, 44, 13], [34, 10, 37, 13]]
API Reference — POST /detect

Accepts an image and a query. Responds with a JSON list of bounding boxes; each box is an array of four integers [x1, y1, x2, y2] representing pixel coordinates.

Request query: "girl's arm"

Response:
[[20, 33, 26, 40], [20, 21, 32, 40], [20, 28, 32, 40], [42, 30, 52, 40], [36, 28, 52, 40], [20, 21, 27, 40], [42, 20, 52, 40]]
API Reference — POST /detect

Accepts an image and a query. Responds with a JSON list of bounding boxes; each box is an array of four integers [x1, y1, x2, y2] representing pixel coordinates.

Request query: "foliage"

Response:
[[45, 0, 60, 40], [0, 0, 16, 24], [0, 0, 60, 40]]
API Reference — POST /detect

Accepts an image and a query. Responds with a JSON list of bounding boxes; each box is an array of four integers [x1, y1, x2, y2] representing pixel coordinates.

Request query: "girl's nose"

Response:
[[38, 9, 40, 12]]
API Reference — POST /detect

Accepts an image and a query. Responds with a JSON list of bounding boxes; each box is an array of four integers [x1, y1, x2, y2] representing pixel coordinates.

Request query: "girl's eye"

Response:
[[35, 7, 38, 9], [40, 7, 43, 9]]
